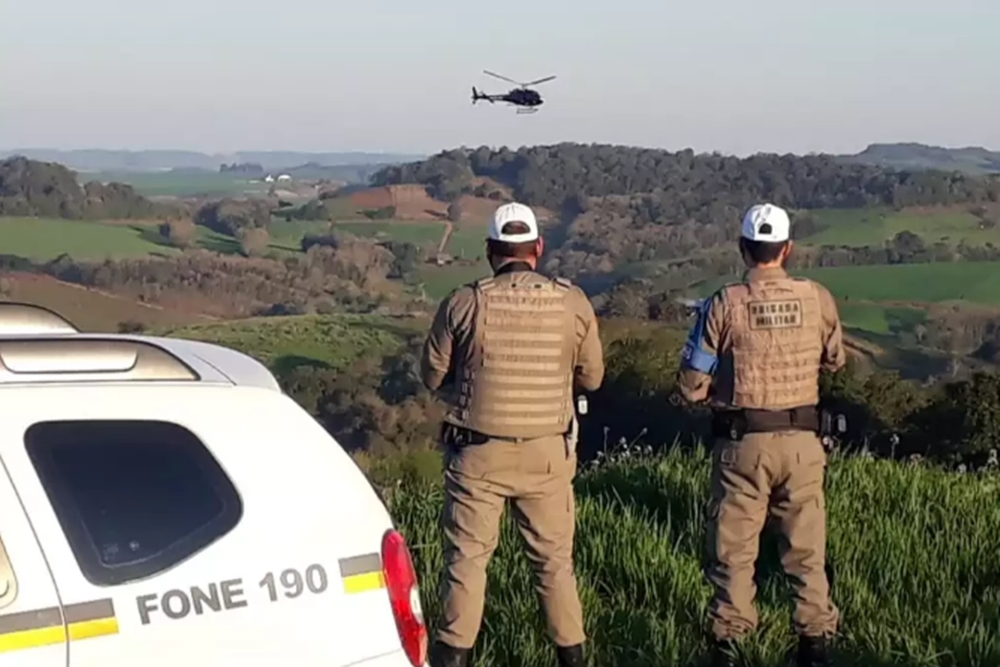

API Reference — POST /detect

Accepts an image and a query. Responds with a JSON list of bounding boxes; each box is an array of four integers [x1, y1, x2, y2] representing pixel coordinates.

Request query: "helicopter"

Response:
[[471, 70, 555, 114]]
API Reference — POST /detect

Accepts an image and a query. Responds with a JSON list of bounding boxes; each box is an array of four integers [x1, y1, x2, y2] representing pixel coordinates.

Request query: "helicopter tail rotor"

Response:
[[471, 87, 493, 104]]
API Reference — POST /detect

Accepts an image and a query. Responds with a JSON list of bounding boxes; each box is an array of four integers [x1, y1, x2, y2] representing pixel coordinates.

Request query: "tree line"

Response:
[[0, 229, 427, 319], [371, 144, 1000, 279], [372, 143, 1000, 212], [0, 157, 183, 220], [265, 317, 1000, 474]]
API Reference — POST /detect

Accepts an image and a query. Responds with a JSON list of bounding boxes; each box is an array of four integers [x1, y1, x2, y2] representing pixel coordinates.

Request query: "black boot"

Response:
[[709, 638, 738, 667], [556, 643, 586, 667], [796, 635, 832, 667], [428, 640, 471, 667]]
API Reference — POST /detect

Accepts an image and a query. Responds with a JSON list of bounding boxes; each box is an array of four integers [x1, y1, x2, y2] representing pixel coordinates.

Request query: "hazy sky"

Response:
[[2, 0, 997, 156]]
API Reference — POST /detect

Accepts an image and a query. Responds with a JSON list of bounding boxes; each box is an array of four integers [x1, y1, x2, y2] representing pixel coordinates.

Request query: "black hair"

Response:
[[739, 237, 788, 264]]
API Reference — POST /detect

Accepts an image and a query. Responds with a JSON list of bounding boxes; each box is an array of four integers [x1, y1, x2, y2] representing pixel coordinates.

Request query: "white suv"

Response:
[[0, 303, 428, 667]]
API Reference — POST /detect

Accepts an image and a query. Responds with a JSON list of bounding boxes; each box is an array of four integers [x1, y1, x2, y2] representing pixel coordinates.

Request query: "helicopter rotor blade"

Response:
[[483, 70, 520, 86], [524, 75, 556, 86]]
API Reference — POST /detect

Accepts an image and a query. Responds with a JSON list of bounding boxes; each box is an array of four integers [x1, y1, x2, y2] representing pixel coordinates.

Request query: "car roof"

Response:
[[0, 302, 281, 391]]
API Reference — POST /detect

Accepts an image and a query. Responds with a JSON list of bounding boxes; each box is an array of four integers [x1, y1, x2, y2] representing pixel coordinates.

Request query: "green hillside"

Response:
[[162, 313, 421, 374], [386, 447, 1000, 666], [801, 207, 1000, 247]]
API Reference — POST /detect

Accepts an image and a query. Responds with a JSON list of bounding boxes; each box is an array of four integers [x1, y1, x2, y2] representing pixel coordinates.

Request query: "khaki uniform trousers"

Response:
[[436, 433, 585, 649], [705, 430, 839, 640]]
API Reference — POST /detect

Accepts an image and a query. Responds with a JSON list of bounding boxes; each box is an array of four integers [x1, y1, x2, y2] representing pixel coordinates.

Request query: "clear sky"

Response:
[[1, 0, 997, 156]]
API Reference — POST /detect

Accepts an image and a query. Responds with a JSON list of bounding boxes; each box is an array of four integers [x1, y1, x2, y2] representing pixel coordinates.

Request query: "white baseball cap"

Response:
[[741, 203, 790, 242], [488, 202, 539, 243]]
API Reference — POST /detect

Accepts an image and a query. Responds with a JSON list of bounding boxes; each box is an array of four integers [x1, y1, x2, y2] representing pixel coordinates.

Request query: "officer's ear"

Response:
[[535, 237, 544, 257], [781, 240, 794, 262]]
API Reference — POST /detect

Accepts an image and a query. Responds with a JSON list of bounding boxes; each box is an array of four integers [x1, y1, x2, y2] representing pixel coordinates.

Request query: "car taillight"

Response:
[[381, 529, 428, 667]]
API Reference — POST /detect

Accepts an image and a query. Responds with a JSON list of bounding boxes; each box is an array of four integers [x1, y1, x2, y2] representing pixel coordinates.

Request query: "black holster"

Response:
[[711, 406, 821, 441], [441, 423, 490, 449]]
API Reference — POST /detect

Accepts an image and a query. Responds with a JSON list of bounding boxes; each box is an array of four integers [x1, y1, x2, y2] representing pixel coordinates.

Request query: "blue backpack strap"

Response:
[[680, 293, 720, 375]]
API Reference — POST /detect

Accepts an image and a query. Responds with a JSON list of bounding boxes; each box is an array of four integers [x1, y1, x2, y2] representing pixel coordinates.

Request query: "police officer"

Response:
[[421, 201, 604, 667], [676, 203, 843, 667]]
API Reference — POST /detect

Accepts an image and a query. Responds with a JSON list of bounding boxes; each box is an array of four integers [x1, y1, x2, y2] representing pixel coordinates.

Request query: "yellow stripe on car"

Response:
[[0, 599, 118, 653], [338, 553, 386, 594]]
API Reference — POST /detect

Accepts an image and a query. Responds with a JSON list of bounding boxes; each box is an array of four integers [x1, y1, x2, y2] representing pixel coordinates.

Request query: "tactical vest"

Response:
[[722, 276, 825, 410], [450, 272, 575, 440]]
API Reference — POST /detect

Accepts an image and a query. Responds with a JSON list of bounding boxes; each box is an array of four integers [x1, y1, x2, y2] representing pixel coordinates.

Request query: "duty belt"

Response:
[[441, 423, 565, 447], [711, 406, 820, 440]]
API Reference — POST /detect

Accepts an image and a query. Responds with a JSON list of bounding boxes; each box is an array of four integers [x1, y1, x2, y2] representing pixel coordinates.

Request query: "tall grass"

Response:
[[384, 446, 1000, 666]]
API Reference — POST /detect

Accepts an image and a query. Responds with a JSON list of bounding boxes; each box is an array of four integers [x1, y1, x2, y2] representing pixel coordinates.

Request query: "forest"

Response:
[[372, 144, 1000, 277], [0, 156, 183, 219]]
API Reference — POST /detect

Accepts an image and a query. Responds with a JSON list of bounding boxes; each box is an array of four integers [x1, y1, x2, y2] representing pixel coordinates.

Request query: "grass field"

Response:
[[835, 302, 928, 336], [0, 215, 488, 302], [802, 262, 1000, 304], [385, 446, 1000, 667], [327, 219, 487, 257], [85, 170, 265, 197], [266, 218, 332, 251], [417, 263, 489, 299], [161, 313, 424, 374], [0, 217, 182, 261], [447, 224, 489, 259], [0, 215, 311, 260], [801, 207, 998, 248], [694, 261, 1000, 307], [334, 220, 446, 247]]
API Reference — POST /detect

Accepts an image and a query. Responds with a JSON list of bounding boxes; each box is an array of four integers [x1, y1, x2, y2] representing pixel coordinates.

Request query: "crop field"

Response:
[[801, 207, 999, 248], [85, 170, 264, 197], [447, 224, 489, 259], [801, 262, 1000, 304], [386, 446, 1000, 667], [0, 217, 181, 261], [417, 263, 489, 299], [334, 220, 446, 247], [0, 216, 262, 260], [834, 302, 928, 336], [161, 313, 425, 374], [265, 218, 331, 251]]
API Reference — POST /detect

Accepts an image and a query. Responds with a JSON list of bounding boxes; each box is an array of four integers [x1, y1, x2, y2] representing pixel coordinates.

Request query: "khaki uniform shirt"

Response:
[[421, 263, 604, 418], [676, 266, 845, 409]]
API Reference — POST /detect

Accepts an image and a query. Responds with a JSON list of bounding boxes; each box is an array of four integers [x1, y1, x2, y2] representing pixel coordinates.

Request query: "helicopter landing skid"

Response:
[[516, 107, 539, 114]]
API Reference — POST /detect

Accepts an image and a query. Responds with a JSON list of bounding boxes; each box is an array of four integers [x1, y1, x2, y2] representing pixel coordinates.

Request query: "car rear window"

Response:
[[25, 420, 242, 586]]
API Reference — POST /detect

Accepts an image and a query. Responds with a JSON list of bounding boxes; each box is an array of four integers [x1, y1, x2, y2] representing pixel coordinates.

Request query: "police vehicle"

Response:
[[0, 303, 428, 667]]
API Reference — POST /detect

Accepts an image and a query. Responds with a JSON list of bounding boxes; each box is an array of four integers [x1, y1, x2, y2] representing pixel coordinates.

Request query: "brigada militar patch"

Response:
[[747, 300, 802, 329]]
